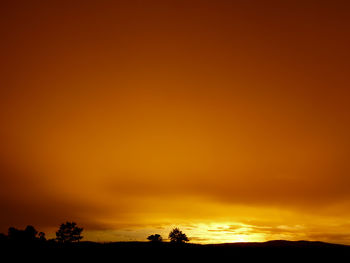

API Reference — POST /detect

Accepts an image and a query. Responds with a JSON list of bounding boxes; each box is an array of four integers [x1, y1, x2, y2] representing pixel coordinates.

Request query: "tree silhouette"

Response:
[[24, 225, 38, 240], [168, 228, 189, 244], [8, 225, 39, 241], [56, 222, 83, 243], [8, 227, 21, 240], [147, 234, 162, 242], [0, 233, 7, 242]]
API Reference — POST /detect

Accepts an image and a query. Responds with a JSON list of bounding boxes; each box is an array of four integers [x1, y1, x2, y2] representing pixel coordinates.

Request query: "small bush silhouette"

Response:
[[38, 231, 46, 241], [168, 228, 189, 244], [56, 222, 83, 243], [147, 234, 163, 242]]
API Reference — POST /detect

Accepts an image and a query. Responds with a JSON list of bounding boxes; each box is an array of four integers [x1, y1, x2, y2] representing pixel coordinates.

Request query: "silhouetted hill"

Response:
[[207, 239, 349, 248], [1, 239, 349, 261]]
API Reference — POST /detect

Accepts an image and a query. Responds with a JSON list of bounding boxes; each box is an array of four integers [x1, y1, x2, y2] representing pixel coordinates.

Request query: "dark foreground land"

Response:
[[1, 240, 350, 261]]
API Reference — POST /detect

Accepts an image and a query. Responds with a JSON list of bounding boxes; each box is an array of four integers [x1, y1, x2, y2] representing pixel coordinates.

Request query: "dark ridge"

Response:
[[206, 240, 350, 248], [1, 239, 349, 261]]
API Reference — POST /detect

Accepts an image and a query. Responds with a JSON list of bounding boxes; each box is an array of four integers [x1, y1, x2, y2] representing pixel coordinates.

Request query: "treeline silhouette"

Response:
[[1, 222, 349, 261], [0, 221, 83, 246], [0, 222, 191, 248]]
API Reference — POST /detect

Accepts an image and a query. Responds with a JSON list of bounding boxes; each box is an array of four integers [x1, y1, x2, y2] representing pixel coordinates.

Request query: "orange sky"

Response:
[[1, 0, 350, 244]]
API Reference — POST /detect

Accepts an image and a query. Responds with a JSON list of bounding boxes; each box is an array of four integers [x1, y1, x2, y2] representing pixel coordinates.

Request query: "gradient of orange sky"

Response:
[[1, 0, 350, 244]]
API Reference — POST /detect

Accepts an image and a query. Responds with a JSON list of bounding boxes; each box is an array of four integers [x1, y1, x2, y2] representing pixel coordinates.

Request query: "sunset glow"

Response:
[[1, 0, 350, 244]]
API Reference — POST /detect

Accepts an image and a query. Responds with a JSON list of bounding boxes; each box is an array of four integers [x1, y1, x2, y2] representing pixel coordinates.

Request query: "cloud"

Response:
[[104, 166, 350, 211], [0, 158, 118, 232], [1, 0, 350, 244]]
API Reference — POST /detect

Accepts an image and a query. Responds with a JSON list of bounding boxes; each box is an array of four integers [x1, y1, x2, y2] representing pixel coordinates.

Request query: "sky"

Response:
[[1, 0, 350, 244]]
